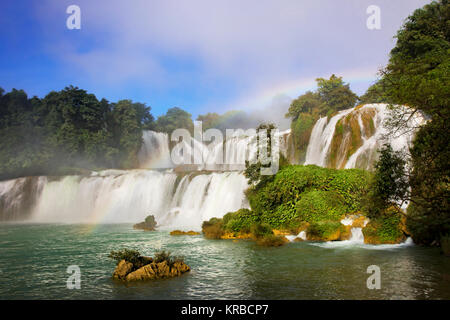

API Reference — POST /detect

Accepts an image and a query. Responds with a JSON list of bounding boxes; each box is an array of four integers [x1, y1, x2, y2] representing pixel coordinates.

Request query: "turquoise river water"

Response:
[[0, 223, 449, 300]]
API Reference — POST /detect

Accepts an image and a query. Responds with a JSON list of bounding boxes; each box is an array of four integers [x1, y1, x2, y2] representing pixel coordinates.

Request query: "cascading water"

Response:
[[0, 170, 249, 229], [304, 108, 353, 167], [349, 228, 364, 243], [138, 131, 173, 169], [304, 104, 425, 169]]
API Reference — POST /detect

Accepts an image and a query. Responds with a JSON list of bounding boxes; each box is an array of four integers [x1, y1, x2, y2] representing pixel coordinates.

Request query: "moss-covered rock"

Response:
[[110, 249, 189, 282], [170, 230, 200, 236], [362, 212, 405, 244], [306, 221, 346, 241]]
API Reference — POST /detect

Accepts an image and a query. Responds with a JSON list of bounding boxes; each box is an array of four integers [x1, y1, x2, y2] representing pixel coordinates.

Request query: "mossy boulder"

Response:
[[170, 230, 200, 236], [256, 234, 289, 247], [110, 250, 190, 282], [362, 212, 405, 244], [306, 221, 348, 241]]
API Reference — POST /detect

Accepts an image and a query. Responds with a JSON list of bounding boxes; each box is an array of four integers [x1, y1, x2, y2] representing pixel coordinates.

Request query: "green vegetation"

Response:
[[201, 218, 225, 239], [246, 165, 370, 230], [203, 165, 372, 245], [306, 221, 344, 241], [362, 210, 404, 244], [244, 122, 289, 187], [153, 250, 185, 267], [360, 0, 449, 246], [108, 249, 150, 269], [133, 215, 158, 231], [153, 107, 194, 134], [0, 86, 154, 179], [0, 86, 199, 180], [108, 248, 185, 269], [363, 144, 408, 219]]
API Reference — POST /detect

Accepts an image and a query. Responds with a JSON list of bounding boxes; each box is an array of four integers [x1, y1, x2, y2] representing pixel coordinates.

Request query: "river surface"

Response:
[[0, 223, 449, 300]]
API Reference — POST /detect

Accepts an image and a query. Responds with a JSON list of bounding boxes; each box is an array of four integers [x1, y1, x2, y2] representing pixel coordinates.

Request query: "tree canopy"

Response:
[[0, 86, 155, 179]]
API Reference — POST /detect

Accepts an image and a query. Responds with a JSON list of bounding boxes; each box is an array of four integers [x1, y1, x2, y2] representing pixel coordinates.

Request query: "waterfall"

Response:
[[138, 131, 173, 169], [138, 129, 289, 171], [349, 228, 364, 243], [11, 170, 248, 229], [303, 104, 425, 169], [344, 104, 423, 169], [304, 108, 353, 166]]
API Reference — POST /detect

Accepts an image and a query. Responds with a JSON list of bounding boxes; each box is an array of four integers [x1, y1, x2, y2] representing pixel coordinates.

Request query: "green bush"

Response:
[[202, 218, 225, 239], [223, 208, 258, 233], [108, 248, 151, 268], [296, 190, 348, 223], [307, 221, 343, 240], [154, 250, 184, 267], [247, 165, 370, 229], [250, 222, 273, 238], [363, 211, 404, 244], [256, 234, 287, 247]]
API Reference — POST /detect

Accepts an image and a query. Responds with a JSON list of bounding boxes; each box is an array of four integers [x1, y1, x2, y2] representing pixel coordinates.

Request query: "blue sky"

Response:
[[0, 0, 431, 119]]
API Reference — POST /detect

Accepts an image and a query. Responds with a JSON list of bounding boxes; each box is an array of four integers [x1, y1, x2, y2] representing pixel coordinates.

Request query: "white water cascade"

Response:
[[0, 170, 249, 229], [138, 131, 173, 169], [349, 228, 365, 243], [138, 129, 290, 171], [304, 108, 354, 167], [304, 104, 425, 170]]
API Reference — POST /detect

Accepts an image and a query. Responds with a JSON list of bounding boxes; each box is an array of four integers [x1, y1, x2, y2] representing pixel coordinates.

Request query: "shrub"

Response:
[[256, 234, 287, 247], [363, 210, 404, 244], [307, 221, 343, 240], [108, 248, 151, 268], [246, 165, 371, 229], [250, 222, 273, 238], [202, 218, 225, 239], [296, 190, 347, 223], [154, 250, 184, 267], [223, 208, 258, 233]]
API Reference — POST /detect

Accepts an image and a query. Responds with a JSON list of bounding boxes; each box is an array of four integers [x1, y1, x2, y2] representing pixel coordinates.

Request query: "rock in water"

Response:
[[113, 260, 134, 280], [124, 261, 191, 282], [133, 215, 157, 231]]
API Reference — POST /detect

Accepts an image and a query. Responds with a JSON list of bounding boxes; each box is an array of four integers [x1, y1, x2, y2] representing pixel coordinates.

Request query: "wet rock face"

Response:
[[113, 260, 134, 280], [112, 259, 190, 282]]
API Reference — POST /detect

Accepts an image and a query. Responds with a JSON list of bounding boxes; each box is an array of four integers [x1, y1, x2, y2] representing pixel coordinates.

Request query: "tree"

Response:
[[316, 74, 358, 115], [196, 112, 220, 130], [0, 86, 155, 179], [364, 144, 409, 219], [285, 91, 322, 121], [376, 0, 449, 245], [154, 107, 194, 134]]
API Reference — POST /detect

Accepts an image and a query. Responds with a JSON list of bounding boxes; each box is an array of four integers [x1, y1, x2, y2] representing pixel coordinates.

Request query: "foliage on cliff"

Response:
[[361, 0, 450, 245]]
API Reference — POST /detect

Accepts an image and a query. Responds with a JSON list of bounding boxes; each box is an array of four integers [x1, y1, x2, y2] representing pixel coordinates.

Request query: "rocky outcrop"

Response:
[[170, 230, 200, 236], [121, 260, 190, 282], [133, 215, 157, 231], [112, 256, 190, 282], [113, 260, 134, 280]]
